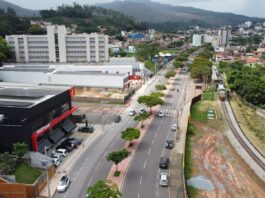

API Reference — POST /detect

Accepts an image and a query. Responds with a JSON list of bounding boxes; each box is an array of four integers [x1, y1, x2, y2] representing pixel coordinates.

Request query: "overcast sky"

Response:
[[6, 0, 265, 18]]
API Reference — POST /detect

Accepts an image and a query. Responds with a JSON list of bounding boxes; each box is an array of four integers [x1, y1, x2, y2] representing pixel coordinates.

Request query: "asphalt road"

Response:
[[122, 69, 189, 198], [53, 62, 178, 198]]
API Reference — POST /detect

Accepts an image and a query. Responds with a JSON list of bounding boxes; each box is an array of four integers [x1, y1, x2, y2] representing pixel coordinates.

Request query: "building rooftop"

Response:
[[0, 82, 70, 108], [54, 70, 127, 76]]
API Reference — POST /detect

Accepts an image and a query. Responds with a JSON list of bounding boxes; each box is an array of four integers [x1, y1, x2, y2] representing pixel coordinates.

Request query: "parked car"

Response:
[[64, 138, 82, 147], [159, 172, 169, 187], [165, 140, 174, 149], [171, 124, 177, 131], [139, 108, 146, 114], [114, 115, 121, 123], [78, 125, 94, 133], [159, 156, 169, 169], [52, 158, 60, 167], [57, 175, 71, 192], [170, 87, 176, 91], [128, 109, 136, 116], [56, 142, 74, 152], [56, 149, 68, 157], [51, 152, 63, 161]]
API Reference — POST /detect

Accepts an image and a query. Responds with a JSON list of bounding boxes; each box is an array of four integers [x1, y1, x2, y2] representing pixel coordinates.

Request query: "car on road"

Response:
[[57, 175, 71, 192], [157, 111, 165, 117], [139, 108, 146, 114], [165, 140, 174, 149], [170, 87, 176, 91], [159, 172, 169, 187], [56, 149, 68, 157], [171, 124, 177, 131], [128, 109, 136, 116], [78, 125, 95, 133], [114, 115, 121, 123], [159, 156, 169, 169]]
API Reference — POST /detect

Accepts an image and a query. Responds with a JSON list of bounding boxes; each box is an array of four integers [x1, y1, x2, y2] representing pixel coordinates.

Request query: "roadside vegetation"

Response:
[[107, 149, 129, 177], [12, 163, 41, 184], [87, 180, 121, 198], [185, 124, 198, 198]]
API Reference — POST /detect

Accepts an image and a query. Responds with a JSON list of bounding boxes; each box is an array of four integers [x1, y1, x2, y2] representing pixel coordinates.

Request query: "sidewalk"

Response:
[[169, 79, 202, 198], [39, 126, 103, 197]]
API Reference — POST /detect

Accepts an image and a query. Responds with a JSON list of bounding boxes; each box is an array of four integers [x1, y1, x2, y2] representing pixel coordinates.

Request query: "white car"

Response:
[[158, 111, 165, 117], [57, 175, 71, 192], [56, 149, 68, 157], [171, 124, 177, 131], [128, 109, 136, 116], [159, 172, 169, 187]]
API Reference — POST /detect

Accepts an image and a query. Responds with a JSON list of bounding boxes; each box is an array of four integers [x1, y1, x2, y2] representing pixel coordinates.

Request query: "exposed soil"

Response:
[[189, 101, 265, 198]]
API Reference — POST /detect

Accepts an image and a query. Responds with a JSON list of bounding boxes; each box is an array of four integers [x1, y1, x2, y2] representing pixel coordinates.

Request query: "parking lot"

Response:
[[73, 102, 127, 125]]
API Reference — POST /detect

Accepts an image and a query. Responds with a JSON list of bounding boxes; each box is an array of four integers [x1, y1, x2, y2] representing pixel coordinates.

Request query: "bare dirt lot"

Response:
[[189, 100, 265, 198]]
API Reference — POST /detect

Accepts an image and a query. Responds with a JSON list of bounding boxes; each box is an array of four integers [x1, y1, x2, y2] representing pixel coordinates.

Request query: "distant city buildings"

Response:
[[5, 25, 109, 64], [192, 34, 204, 46]]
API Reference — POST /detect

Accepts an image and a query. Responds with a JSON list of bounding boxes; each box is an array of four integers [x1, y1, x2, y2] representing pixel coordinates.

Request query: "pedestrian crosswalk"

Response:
[[134, 106, 178, 117], [157, 108, 178, 117]]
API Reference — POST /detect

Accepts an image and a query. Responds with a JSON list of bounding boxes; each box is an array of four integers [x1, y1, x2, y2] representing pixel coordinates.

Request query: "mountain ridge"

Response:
[[0, 0, 38, 16]]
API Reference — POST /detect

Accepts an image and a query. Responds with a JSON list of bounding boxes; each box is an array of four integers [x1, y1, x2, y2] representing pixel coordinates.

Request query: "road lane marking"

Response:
[[143, 160, 147, 169], [95, 162, 101, 171], [156, 190, 158, 196], [140, 175, 143, 184], [148, 147, 152, 155], [155, 132, 158, 138], [137, 192, 140, 198], [151, 139, 155, 146], [88, 177, 93, 187], [161, 147, 165, 156]]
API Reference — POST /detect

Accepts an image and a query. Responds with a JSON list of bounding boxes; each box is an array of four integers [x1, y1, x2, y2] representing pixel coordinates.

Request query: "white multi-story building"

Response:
[[192, 34, 204, 46], [218, 27, 231, 47], [5, 25, 109, 63]]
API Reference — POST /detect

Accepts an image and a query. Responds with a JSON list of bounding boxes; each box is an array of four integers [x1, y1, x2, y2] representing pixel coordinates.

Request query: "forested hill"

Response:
[[40, 3, 148, 35], [0, 0, 38, 16]]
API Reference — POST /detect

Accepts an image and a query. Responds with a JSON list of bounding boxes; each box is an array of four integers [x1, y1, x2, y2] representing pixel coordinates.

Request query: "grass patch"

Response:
[[114, 171, 121, 177], [202, 87, 215, 101], [185, 124, 198, 197], [160, 49, 179, 54], [191, 102, 208, 123], [12, 163, 42, 184]]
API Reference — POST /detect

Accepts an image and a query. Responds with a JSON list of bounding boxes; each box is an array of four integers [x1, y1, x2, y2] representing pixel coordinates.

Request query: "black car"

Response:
[[114, 115, 121, 123], [64, 138, 82, 147], [56, 142, 74, 152], [78, 126, 94, 133], [165, 140, 174, 149], [159, 156, 170, 169]]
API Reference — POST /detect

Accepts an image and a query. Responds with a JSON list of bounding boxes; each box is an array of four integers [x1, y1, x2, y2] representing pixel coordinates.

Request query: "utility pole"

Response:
[[44, 147, 51, 198]]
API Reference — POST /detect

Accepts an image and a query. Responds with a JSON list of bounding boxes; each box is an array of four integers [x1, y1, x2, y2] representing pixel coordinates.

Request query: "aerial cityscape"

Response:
[[0, 0, 265, 198]]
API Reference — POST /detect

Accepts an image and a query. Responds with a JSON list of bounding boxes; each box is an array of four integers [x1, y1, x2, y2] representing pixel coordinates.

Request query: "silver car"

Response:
[[159, 172, 169, 187], [171, 124, 177, 131], [57, 175, 71, 192]]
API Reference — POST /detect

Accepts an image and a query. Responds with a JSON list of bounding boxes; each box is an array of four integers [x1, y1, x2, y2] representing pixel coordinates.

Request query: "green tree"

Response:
[[0, 52, 6, 66], [0, 37, 11, 59], [135, 42, 159, 62], [155, 84, 167, 91], [121, 128, 141, 146], [144, 60, 156, 73], [134, 112, 151, 128], [107, 149, 129, 172], [173, 60, 184, 68], [12, 143, 29, 161], [150, 92, 165, 98], [137, 95, 164, 113], [28, 25, 46, 35], [0, 152, 16, 175], [165, 71, 176, 78], [87, 180, 121, 198]]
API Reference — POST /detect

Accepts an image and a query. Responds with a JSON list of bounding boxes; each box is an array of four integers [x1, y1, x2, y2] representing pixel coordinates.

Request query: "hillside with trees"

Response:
[[40, 3, 148, 35]]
